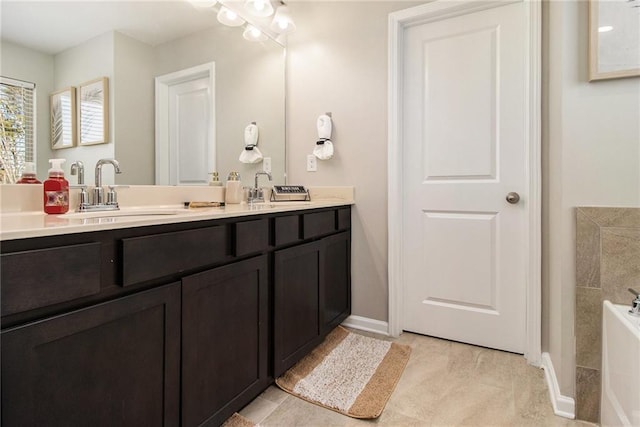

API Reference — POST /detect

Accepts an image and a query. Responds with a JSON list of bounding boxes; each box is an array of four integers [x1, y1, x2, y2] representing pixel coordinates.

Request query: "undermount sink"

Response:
[[60, 207, 188, 220]]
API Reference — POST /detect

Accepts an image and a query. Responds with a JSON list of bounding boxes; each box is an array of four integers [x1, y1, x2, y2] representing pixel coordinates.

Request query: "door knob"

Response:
[[506, 192, 520, 204]]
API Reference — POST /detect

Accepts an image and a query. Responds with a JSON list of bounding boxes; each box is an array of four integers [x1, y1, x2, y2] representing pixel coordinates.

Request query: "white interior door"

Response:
[[155, 63, 215, 186], [401, 1, 530, 353]]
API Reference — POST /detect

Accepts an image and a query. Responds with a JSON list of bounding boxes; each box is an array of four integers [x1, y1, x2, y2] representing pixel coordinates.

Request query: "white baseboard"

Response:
[[541, 352, 575, 419], [341, 315, 389, 336]]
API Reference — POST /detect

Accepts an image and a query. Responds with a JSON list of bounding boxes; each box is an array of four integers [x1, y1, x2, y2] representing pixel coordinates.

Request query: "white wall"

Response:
[[54, 31, 116, 184], [0, 41, 55, 176], [543, 0, 640, 398], [286, 1, 421, 321], [113, 32, 155, 185]]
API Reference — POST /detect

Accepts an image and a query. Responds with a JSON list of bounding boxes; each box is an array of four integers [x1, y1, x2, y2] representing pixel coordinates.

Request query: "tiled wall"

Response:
[[575, 207, 640, 422]]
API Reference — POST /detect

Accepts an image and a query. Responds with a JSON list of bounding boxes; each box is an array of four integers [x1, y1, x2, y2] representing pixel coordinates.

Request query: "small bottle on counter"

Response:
[[43, 158, 69, 214], [17, 162, 41, 184], [225, 171, 243, 204], [208, 171, 223, 186]]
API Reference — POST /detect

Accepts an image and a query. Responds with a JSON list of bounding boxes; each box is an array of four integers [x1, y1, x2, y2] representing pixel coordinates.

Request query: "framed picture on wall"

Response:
[[50, 87, 77, 150], [79, 77, 109, 145], [589, 0, 640, 81]]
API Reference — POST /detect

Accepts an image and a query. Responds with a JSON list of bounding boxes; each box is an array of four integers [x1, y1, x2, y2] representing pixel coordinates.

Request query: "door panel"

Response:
[[422, 26, 498, 181], [1, 283, 181, 427], [402, 2, 528, 353], [169, 77, 212, 186]]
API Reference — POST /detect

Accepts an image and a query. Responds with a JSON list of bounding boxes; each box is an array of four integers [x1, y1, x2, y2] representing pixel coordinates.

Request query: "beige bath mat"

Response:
[[221, 413, 255, 427], [276, 326, 411, 419]]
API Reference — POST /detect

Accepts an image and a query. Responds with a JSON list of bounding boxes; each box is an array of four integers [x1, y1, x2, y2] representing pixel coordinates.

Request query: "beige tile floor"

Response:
[[239, 329, 597, 427]]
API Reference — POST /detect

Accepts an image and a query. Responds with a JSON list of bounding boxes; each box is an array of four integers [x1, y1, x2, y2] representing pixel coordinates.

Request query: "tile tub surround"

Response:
[[575, 207, 640, 423]]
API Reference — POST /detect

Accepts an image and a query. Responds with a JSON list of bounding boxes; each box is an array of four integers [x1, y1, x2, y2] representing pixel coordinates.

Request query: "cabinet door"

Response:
[[182, 255, 269, 427], [1, 283, 181, 427], [321, 231, 351, 334], [273, 241, 322, 377]]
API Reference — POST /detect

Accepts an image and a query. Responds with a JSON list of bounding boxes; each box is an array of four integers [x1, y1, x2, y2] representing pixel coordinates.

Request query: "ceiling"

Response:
[[0, 1, 225, 55]]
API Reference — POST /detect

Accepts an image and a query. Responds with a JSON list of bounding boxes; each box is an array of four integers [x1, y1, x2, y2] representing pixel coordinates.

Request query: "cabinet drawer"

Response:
[[303, 211, 336, 239], [235, 219, 269, 256], [337, 208, 351, 230], [1, 242, 101, 316], [121, 226, 228, 286], [274, 215, 300, 246]]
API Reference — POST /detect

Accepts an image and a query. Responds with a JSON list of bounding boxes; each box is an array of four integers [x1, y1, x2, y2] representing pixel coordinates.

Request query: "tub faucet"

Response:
[[248, 171, 272, 203], [629, 288, 640, 316]]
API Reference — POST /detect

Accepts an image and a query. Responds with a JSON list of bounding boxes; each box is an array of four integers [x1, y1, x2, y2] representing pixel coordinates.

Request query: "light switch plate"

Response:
[[306, 154, 317, 172], [263, 157, 271, 173]]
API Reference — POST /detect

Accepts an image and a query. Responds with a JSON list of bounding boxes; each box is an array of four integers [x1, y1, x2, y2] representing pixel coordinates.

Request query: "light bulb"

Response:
[[243, 24, 268, 41], [244, 0, 274, 17], [270, 4, 295, 34], [217, 6, 245, 27], [598, 26, 613, 33]]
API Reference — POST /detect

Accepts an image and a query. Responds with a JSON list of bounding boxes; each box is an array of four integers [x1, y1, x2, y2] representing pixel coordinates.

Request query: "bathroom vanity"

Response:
[[0, 200, 352, 426]]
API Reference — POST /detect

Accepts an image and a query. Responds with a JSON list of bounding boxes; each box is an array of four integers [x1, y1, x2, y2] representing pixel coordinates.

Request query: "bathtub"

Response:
[[601, 301, 640, 427]]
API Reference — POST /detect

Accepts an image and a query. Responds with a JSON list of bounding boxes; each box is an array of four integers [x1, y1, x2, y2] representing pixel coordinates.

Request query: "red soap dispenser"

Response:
[[43, 158, 69, 214], [17, 162, 41, 184]]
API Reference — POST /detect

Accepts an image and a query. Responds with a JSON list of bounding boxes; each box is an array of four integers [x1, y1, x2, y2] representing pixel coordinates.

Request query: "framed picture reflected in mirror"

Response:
[[79, 77, 109, 145], [589, 0, 640, 81], [50, 87, 77, 150]]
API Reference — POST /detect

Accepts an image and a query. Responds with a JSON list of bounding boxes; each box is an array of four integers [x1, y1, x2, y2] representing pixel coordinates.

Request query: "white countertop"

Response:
[[0, 186, 354, 241]]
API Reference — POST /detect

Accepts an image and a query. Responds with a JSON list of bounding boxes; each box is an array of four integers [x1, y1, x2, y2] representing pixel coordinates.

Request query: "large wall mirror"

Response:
[[0, 1, 286, 187]]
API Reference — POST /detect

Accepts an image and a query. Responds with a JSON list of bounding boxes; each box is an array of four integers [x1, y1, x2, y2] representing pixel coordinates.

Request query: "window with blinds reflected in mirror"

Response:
[[0, 77, 35, 184]]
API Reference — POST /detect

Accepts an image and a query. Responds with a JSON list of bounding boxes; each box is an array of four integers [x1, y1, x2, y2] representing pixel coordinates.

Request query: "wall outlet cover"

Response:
[[306, 154, 317, 172], [263, 157, 271, 173]]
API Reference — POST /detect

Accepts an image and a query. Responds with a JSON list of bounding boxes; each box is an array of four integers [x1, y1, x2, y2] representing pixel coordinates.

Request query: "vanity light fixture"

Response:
[[243, 24, 268, 42], [244, 0, 274, 17], [270, 2, 295, 34], [217, 6, 245, 27]]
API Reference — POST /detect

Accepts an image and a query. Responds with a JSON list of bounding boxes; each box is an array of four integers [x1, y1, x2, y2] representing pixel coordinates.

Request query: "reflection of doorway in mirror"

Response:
[[155, 63, 216, 186], [79, 77, 109, 145], [50, 87, 77, 150]]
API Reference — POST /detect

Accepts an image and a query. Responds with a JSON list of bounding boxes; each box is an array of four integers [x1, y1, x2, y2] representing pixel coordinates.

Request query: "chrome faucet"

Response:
[[76, 159, 123, 212], [629, 288, 640, 317], [93, 159, 122, 206], [248, 171, 272, 203], [69, 161, 90, 208], [70, 161, 84, 184]]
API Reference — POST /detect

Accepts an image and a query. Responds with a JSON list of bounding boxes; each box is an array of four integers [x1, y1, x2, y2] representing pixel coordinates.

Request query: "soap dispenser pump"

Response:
[[43, 158, 69, 214]]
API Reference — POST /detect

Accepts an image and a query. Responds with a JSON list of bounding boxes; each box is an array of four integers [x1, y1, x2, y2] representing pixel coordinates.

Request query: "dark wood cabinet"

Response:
[[321, 232, 351, 334], [1, 205, 351, 427], [273, 230, 351, 377], [274, 240, 322, 376], [1, 283, 181, 427], [181, 255, 269, 427]]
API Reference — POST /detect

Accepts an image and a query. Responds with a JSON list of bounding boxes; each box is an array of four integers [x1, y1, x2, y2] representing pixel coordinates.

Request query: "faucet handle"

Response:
[[629, 288, 640, 298], [70, 185, 90, 208], [106, 185, 128, 206]]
